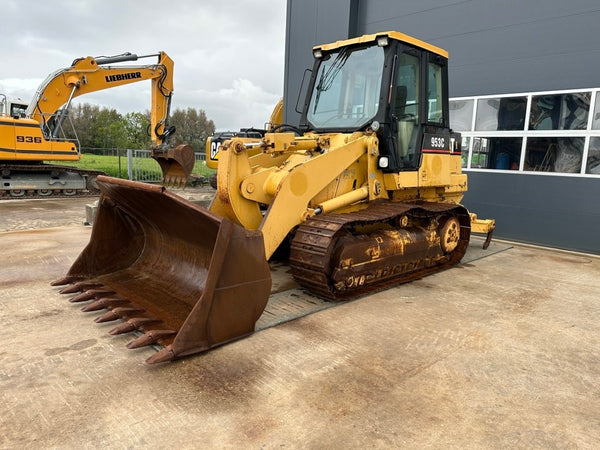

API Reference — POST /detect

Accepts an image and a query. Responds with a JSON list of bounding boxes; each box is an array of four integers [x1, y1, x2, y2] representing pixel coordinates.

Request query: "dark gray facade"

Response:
[[285, 0, 600, 125], [284, 0, 600, 254]]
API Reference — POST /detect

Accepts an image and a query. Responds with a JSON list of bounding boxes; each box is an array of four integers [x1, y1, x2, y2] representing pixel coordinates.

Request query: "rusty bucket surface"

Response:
[[151, 144, 196, 187], [52, 175, 271, 363]]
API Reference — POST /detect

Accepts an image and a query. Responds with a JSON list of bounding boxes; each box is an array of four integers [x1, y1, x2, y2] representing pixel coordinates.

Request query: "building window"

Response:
[[460, 136, 470, 168], [587, 137, 600, 174], [449, 99, 473, 131], [450, 88, 600, 177], [592, 93, 600, 130], [472, 137, 522, 169], [524, 137, 584, 173], [529, 93, 590, 130], [475, 96, 527, 131]]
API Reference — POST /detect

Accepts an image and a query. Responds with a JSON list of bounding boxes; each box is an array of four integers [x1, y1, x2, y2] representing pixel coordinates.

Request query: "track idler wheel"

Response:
[[439, 217, 461, 253]]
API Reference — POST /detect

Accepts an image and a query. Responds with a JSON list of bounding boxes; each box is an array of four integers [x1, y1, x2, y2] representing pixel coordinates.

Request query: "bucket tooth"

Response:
[[164, 175, 185, 188], [51, 276, 82, 287], [69, 289, 115, 303], [94, 307, 144, 323], [126, 329, 177, 349], [81, 297, 130, 312], [145, 347, 175, 364], [59, 286, 81, 295], [108, 317, 161, 335], [59, 282, 104, 295], [108, 322, 136, 335]]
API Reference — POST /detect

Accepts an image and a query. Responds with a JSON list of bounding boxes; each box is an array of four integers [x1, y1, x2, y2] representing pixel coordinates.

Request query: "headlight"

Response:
[[377, 36, 389, 47]]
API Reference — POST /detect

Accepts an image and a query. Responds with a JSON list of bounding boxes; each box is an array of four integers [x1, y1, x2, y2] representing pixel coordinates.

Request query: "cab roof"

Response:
[[313, 31, 448, 59]]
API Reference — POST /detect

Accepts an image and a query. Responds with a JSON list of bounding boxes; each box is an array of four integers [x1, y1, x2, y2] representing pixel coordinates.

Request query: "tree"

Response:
[[89, 108, 127, 148], [63, 102, 214, 151], [168, 107, 215, 151], [123, 112, 151, 149], [66, 103, 100, 148]]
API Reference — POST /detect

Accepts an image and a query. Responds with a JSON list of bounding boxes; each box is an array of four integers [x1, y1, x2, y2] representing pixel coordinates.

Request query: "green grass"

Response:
[[51, 154, 125, 178], [50, 152, 215, 181]]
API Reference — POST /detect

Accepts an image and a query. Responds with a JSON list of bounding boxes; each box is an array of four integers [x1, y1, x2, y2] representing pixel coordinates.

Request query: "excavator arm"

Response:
[[25, 52, 193, 185]]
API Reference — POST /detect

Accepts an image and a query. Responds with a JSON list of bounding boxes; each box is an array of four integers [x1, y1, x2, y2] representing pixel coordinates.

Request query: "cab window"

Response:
[[428, 62, 444, 124], [393, 51, 421, 167]]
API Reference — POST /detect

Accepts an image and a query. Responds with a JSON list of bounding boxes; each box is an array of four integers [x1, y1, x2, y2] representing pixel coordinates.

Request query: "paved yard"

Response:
[[1, 197, 599, 448]]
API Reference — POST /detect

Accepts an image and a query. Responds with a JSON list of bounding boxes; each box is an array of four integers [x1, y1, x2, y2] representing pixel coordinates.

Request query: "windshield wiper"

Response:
[[313, 48, 350, 113]]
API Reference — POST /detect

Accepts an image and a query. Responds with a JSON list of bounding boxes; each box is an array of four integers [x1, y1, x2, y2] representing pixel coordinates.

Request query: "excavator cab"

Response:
[[54, 32, 494, 363]]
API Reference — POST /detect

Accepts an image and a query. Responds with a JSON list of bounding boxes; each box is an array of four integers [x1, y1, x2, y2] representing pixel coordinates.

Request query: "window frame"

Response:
[[450, 87, 600, 177]]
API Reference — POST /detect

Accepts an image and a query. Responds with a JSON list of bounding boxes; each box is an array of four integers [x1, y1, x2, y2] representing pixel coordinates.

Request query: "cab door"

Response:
[[384, 46, 453, 172]]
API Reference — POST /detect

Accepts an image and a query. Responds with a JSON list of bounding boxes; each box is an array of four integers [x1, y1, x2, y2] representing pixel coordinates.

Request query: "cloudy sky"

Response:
[[0, 0, 286, 131]]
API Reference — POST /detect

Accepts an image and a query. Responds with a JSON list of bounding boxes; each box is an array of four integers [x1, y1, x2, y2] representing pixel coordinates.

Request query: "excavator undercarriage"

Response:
[[0, 163, 104, 198]]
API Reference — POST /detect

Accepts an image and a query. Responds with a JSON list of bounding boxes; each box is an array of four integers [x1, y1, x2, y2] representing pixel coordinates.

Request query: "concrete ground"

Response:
[[1, 195, 599, 449]]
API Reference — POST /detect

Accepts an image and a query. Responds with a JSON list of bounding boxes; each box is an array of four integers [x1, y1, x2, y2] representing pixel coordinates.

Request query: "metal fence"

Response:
[[130, 149, 162, 183], [81, 147, 211, 184]]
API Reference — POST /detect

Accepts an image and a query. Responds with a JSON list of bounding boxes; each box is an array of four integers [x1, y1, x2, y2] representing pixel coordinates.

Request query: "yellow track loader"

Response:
[[53, 31, 495, 363]]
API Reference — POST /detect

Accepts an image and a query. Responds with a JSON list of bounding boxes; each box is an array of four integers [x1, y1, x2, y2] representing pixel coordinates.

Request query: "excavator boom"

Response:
[[27, 52, 174, 147]]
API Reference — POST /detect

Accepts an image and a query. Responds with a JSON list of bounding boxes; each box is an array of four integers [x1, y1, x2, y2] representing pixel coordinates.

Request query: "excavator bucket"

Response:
[[51, 175, 271, 363], [151, 144, 196, 187]]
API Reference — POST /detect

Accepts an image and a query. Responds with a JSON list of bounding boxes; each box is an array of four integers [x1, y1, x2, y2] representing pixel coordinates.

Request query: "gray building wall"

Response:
[[466, 172, 599, 254], [285, 0, 600, 124], [355, 0, 600, 97], [283, 0, 358, 127], [284, 0, 600, 254]]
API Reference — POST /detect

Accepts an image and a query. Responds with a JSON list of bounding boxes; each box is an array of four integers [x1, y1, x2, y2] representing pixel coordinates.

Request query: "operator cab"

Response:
[[300, 31, 458, 172], [0, 95, 28, 118]]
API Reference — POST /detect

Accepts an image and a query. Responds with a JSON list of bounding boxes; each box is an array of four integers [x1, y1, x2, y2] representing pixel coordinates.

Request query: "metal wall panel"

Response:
[[284, 0, 357, 127], [463, 172, 600, 254], [284, 0, 600, 253], [353, 0, 600, 98]]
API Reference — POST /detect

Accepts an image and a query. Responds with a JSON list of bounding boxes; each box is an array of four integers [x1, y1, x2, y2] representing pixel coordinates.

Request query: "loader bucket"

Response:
[[151, 144, 196, 187], [52, 175, 271, 363]]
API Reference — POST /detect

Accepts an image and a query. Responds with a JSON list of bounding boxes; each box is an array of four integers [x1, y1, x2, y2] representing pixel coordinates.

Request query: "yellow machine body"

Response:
[[0, 117, 77, 162], [55, 32, 495, 363]]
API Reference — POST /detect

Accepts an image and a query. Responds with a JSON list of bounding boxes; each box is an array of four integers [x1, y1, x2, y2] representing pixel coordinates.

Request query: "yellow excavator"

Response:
[[53, 32, 495, 363], [0, 51, 194, 197]]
